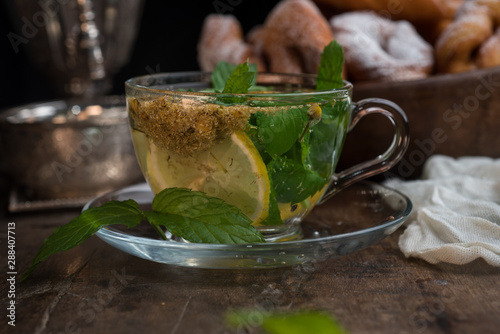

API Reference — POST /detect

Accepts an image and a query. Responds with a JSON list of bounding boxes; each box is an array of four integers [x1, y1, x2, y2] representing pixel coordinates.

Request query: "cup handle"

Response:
[[319, 98, 410, 203]]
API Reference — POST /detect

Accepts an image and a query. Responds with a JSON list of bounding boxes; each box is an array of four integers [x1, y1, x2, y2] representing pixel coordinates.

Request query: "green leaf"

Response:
[[262, 311, 347, 334], [246, 124, 273, 164], [149, 188, 265, 244], [268, 157, 326, 204], [283, 131, 311, 166], [223, 61, 256, 94], [211, 61, 259, 92], [308, 101, 351, 178], [21, 200, 143, 281], [248, 84, 270, 91], [316, 41, 344, 91], [256, 107, 309, 157], [208, 61, 258, 105], [258, 178, 284, 226], [211, 62, 237, 92], [225, 309, 347, 334]]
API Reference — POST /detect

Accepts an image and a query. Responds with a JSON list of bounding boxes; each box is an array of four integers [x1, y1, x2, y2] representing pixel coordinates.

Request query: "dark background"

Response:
[[0, 1, 281, 109]]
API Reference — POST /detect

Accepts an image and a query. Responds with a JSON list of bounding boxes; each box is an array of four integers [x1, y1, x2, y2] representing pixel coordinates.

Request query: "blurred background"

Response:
[[3, 0, 499, 207], [0, 1, 281, 109], [0, 0, 282, 210]]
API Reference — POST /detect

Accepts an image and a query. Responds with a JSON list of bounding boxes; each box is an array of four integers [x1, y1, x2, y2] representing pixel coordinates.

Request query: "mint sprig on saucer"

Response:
[[21, 188, 264, 282]]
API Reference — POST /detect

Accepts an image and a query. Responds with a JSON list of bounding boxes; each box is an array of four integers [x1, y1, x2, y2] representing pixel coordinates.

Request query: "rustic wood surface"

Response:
[[1, 178, 499, 334]]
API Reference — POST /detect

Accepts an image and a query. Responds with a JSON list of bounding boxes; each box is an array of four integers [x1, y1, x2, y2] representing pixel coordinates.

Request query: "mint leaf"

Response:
[[259, 177, 283, 226], [211, 61, 258, 92], [308, 100, 350, 178], [208, 61, 258, 104], [268, 157, 326, 204], [211, 62, 237, 92], [225, 309, 347, 334], [223, 61, 256, 94], [248, 85, 270, 91], [145, 211, 263, 244], [21, 200, 143, 282], [316, 41, 344, 91], [256, 107, 309, 157], [149, 188, 265, 244], [262, 311, 347, 334], [283, 131, 311, 167]]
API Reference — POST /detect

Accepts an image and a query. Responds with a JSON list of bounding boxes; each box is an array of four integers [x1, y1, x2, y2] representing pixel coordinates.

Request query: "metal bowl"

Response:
[[0, 96, 144, 199]]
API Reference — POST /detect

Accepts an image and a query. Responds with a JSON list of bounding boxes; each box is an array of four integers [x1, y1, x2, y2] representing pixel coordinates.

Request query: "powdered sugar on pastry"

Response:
[[330, 11, 434, 82]]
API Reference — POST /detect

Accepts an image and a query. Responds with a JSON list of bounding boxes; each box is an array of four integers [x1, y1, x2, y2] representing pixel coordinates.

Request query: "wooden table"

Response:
[[1, 177, 499, 334]]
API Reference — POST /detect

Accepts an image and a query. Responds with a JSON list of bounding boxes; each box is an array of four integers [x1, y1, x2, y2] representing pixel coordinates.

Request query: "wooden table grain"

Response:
[[1, 180, 499, 334]]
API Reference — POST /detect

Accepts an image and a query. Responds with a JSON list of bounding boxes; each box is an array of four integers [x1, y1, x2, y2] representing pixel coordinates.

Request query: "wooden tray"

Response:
[[338, 66, 500, 179]]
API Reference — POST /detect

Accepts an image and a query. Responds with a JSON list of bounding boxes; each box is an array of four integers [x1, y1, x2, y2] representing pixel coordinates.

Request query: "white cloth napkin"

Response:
[[384, 155, 500, 266]]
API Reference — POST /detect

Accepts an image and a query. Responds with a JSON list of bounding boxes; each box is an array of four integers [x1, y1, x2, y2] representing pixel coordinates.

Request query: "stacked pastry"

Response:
[[197, 0, 500, 83]]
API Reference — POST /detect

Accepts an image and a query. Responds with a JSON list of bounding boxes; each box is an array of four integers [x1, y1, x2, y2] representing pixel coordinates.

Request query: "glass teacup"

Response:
[[125, 72, 409, 241]]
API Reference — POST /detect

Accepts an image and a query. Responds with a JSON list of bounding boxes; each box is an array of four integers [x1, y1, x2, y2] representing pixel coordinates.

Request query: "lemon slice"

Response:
[[146, 131, 271, 224]]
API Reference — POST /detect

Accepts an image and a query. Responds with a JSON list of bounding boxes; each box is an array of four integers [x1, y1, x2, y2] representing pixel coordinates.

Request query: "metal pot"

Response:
[[0, 95, 144, 199]]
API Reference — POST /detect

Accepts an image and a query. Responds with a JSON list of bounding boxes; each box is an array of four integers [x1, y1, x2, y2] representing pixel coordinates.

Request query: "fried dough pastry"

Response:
[[260, 0, 335, 74], [435, 0, 500, 73], [197, 14, 266, 72], [477, 28, 500, 69]]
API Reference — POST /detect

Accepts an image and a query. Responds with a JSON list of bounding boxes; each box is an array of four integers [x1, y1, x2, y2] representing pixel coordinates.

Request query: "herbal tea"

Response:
[[128, 91, 351, 235]]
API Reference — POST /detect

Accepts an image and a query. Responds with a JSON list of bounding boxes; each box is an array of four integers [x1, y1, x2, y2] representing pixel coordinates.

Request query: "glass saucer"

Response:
[[86, 181, 412, 268]]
